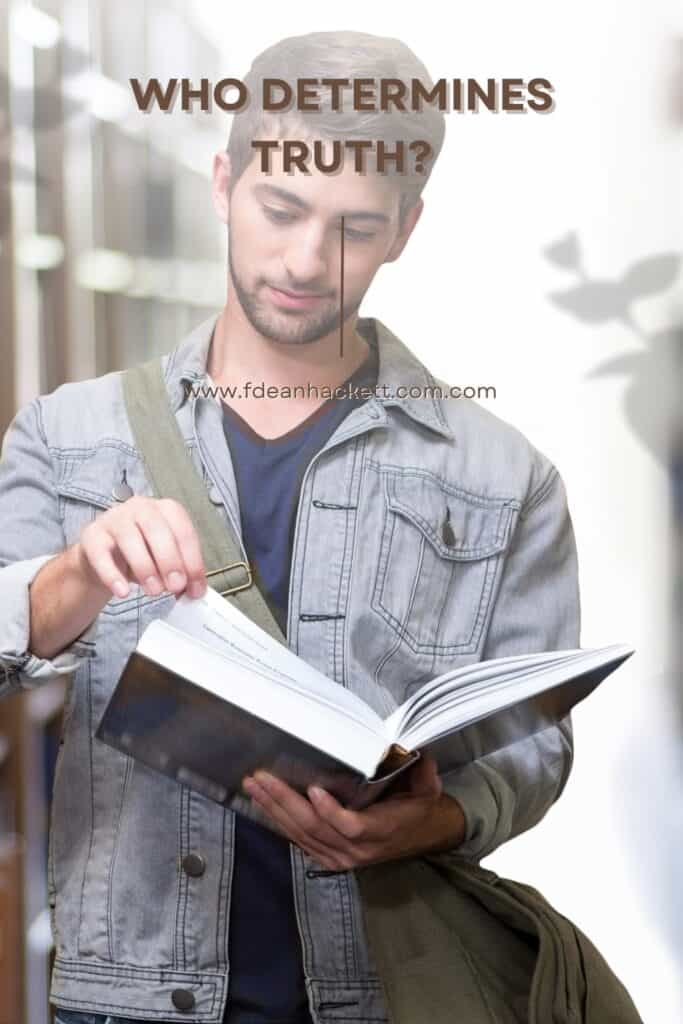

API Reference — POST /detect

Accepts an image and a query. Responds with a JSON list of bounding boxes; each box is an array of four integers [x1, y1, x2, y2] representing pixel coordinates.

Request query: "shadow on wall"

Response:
[[546, 231, 683, 979], [544, 233, 682, 468]]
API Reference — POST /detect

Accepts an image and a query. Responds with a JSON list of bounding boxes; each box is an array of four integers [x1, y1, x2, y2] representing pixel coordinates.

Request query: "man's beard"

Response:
[[228, 246, 361, 346]]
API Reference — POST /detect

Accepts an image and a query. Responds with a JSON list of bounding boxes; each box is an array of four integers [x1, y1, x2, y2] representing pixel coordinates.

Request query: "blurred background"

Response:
[[0, 0, 680, 1021]]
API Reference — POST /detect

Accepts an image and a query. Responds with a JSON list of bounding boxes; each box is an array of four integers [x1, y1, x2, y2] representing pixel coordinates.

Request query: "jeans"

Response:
[[54, 1013, 185, 1024], [54, 1013, 154, 1024], [53, 1008, 313, 1024]]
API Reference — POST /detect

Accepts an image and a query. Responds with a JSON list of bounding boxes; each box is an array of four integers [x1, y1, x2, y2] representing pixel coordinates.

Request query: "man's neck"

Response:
[[206, 297, 372, 440]]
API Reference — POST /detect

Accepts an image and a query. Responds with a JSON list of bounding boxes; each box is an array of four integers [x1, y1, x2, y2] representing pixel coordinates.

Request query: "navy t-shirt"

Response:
[[221, 337, 379, 1024]]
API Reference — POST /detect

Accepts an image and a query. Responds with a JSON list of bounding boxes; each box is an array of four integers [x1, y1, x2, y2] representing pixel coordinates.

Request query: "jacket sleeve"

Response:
[[0, 398, 98, 700], [440, 464, 580, 861]]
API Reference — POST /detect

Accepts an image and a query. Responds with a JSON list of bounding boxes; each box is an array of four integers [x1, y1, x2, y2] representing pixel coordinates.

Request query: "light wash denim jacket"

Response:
[[0, 315, 579, 1023]]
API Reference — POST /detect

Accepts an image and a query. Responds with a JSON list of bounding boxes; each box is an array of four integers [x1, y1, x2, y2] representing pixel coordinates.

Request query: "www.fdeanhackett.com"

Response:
[[184, 381, 498, 401]]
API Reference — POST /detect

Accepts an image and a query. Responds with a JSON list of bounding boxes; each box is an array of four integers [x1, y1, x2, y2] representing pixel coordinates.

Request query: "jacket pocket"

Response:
[[55, 445, 171, 619], [372, 469, 518, 656]]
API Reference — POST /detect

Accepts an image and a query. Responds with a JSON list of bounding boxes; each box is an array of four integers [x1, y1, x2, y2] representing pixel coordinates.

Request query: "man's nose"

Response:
[[281, 223, 329, 285]]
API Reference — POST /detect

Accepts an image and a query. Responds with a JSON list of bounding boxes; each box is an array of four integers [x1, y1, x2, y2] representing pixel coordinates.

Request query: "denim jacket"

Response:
[[0, 315, 579, 1023]]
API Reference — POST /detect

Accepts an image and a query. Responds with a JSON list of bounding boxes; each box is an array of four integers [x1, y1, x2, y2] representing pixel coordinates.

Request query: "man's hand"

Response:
[[242, 754, 466, 870], [29, 497, 207, 662], [76, 495, 207, 600]]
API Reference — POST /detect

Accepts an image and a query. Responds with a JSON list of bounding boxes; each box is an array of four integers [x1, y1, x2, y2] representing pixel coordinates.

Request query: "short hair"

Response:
[[226, 30, 446, 222]]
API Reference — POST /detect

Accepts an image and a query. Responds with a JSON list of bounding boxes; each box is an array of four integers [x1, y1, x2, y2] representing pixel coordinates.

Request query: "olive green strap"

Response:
[[121, 357, 286, 645]]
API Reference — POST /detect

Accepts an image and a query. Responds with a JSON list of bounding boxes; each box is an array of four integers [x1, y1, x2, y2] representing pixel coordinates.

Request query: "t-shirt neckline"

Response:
[[219, 334, 379, 446]]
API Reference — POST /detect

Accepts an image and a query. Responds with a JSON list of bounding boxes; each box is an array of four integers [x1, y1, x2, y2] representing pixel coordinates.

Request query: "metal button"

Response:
[[171, 988, 195, 1011], [111, 469, 134, 502], [441, 507, 456, 547], [182, 852, 206, 877]]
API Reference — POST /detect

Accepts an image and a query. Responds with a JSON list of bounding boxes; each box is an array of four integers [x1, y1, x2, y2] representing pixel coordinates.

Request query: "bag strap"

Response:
[[121, 356, 286, 645]]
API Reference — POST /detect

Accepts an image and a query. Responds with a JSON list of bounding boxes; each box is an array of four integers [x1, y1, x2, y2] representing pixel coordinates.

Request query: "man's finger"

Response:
[[242, 778, 344, 860], [132, 502, 189, 594], [306, 787, 379, 842], [251, 772, 328, 832], [308, 782, 436, 847], [107, 520, 164, 594], [79, 528, 132, 599], [243, 776, 350, 860], [252, 772, 370, 847], [156, 498, 207, 595]]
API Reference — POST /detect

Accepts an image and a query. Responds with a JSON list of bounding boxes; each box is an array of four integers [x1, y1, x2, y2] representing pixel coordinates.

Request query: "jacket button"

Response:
[[182, 852, 206, 877], [208, 485, 222, 504], [171, 988, 195, 1011]]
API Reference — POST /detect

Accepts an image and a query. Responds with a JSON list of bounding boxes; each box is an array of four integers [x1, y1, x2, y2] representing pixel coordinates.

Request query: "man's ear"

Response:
[[212, 151, 232, 225], [384, 198, 424, 264]]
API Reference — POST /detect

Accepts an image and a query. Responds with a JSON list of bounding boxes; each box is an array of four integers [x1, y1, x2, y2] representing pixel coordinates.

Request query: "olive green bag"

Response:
[[122, 357, 643, 1024]]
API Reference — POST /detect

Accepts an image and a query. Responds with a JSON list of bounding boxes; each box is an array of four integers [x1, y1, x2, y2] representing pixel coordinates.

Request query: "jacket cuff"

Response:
[[440, 761, 514, 862], [0, 555, 97, 696]]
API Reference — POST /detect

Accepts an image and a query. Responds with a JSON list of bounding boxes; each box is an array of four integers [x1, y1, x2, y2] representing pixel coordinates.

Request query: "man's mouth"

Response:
[[265, 284, 332, 311]]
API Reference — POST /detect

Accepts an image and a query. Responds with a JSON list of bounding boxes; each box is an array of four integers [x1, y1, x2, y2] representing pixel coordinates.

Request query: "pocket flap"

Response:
[[386, 472, 516, 560], [55, 447, 175, 618], [56, 446, 151, 509]]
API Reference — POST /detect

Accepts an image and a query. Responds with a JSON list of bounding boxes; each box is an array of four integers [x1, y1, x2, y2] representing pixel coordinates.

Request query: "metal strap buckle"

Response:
[[205, 560, 253, 597]]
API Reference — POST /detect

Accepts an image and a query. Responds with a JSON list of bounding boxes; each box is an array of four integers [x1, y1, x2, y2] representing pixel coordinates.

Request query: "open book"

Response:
[[96, 587, 633, 810]]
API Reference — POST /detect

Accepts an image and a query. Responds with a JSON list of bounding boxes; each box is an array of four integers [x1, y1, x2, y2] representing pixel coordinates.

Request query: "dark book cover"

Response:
[[95, 647, 631, 815], [95, 651, 420, 812]]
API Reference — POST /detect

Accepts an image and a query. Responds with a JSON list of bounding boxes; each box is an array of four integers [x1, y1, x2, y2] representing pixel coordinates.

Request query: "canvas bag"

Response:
[[121, 356, 643, 1024]]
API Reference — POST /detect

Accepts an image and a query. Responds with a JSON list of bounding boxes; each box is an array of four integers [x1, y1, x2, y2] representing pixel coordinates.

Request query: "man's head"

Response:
[[212, 31, 446, 345]]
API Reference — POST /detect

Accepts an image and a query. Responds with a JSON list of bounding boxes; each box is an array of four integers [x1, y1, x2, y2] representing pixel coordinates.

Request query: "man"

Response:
[[0, 30, 579, 1024]]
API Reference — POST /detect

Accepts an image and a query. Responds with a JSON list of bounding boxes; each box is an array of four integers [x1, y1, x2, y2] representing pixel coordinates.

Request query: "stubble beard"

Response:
[[228, 245, 361, 346]]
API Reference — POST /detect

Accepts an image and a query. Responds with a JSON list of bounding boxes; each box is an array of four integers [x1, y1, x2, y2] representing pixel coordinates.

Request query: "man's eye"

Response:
[[263, 206, 296, 223], [343, 227, 376, 242]]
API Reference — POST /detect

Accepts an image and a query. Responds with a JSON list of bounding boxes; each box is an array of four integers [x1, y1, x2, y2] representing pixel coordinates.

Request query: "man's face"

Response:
[[222, 143, 418, 345]]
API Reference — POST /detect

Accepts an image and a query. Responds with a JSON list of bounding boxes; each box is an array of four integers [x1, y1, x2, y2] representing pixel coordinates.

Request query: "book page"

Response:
[[384, 648, 582, 738], [156, 588, 386, 729], [394, 644, 633, 751], [136, 614, 386, 779]]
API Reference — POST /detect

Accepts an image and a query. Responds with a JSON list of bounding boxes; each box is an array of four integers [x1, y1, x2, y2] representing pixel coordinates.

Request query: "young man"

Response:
[[0, 31, 579, 1024]]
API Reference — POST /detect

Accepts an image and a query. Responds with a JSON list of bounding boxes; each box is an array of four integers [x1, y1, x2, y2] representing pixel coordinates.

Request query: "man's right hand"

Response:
[[76, 496, 207, 601], [29, 497, 207, 662]]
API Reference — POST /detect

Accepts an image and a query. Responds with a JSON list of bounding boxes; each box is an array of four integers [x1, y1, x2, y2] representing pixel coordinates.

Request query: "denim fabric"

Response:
[[0, 315, 579, 1022]]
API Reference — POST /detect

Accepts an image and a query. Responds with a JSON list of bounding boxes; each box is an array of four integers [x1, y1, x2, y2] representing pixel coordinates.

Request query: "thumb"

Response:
[[409, 754, 442, 798]]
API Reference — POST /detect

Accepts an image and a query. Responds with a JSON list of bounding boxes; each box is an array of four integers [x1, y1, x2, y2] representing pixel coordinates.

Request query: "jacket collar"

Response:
[[165, 311, 454, 441]]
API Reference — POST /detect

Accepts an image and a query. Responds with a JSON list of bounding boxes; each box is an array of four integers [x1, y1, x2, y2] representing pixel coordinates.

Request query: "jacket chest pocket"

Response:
[[372, 470, 518, 656], [55, 446, 174, 619]]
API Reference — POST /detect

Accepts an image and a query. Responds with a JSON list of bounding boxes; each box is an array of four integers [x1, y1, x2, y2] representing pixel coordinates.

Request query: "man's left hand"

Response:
[[241, 755, 466, 870]]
